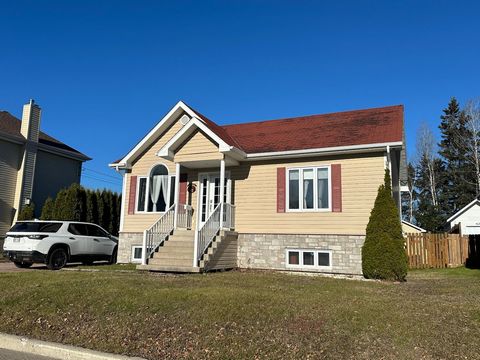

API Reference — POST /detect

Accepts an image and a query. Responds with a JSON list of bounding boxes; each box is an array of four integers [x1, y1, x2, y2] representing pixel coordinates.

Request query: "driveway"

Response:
[[0, 262, 48, 272]]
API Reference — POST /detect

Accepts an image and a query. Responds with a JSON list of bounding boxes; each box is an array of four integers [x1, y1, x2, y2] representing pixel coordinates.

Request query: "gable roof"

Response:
[[447, 199, 480, 223], [401, 220, 427, 233], [110, 102, 404, 167], [0, 111, 90, 161]]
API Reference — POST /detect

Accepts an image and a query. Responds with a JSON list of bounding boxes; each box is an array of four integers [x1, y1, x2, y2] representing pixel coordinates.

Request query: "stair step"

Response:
[[137, 264, 200, 273], [163, 241, 194, 248], [153, 252, 194, 260], [168, 235, 195, 242], [148, 258, 194, 267]]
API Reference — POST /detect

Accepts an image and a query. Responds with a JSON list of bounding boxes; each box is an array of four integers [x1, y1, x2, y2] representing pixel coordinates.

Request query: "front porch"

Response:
[[138, 158, 238, 272]]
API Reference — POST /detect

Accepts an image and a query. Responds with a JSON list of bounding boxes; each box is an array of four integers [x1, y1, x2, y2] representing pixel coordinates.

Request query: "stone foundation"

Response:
[[117, 232, 143, 263], [237, 233, 365, 275]]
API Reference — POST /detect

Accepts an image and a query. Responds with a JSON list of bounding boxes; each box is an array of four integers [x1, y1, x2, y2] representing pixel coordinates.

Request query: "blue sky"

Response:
[[1, 0, 479, 192]]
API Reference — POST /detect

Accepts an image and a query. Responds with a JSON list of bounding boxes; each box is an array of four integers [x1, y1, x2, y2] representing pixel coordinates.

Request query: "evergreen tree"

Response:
[[53, 188, 69, 220], [85, 190, 99, 224], [438, 97, 475, 214], [17, 203, 35, 220], [362, 170, 408, 281], [40, 197, 55, 220], [415, 155, 445, 231]]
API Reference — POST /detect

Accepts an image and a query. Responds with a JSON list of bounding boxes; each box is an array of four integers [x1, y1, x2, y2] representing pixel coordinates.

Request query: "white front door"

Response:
[[198, 173, 231, 227]]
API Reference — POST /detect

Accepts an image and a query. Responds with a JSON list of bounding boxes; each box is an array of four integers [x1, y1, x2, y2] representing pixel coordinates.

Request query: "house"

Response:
[[110, 101, 406, 274], [401, 220, 426, 234], [447, 199, 480, 235], [0, 100, 91, 241]]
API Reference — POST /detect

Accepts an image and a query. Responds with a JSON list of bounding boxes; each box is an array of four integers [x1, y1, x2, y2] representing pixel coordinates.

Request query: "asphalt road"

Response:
[[0, 348, 56, 360]]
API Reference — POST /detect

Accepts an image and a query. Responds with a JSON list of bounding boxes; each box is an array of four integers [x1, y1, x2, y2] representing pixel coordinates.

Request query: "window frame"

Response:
[[285, 249, 333, 270], [135, 168, 175, 214], [131, 246, 143, 263], [286, 165, 332, 212]]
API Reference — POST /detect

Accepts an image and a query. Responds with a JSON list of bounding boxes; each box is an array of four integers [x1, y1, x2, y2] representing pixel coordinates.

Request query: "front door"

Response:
[[198, 173, 231, 227]]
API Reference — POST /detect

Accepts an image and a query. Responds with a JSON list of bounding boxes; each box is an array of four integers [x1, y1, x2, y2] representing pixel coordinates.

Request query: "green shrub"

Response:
[[40, 197, 55, 220], [362, 169, 408, 281], [17, 203, 35, 220]]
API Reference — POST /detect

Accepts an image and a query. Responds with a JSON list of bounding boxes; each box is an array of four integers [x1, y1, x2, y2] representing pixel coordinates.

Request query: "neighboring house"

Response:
[[0, 100, 91, 240], [110, 101, 406, 275], [447, 199, 480, 235], [401, 220, 426, 234]]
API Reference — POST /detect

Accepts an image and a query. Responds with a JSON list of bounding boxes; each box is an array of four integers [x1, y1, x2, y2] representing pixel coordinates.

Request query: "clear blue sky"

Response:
[[1, 0, 479, 192]]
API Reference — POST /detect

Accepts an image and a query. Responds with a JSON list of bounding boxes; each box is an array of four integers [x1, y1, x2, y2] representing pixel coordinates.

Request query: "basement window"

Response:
[[286, 249, 332, 270], [131, 246, 143, 263]]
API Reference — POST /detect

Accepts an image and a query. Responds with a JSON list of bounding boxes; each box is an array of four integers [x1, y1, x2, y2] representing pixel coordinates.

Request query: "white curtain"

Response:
[[159, 175, 168, 210], [303, 179, 310, 208], [318, 179, 325, 208], [150, 175, 162, 212]]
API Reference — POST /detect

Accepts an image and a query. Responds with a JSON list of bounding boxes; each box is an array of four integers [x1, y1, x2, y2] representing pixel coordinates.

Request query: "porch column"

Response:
[[219, 158, 225, 229], [173, 162, 181, 228]]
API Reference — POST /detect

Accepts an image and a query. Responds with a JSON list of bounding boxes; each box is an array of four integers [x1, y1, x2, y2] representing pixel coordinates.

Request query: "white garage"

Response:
[[447, 199, 480, 235]]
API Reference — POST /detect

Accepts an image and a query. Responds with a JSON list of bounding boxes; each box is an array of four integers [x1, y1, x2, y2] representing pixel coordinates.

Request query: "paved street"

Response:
[[0, 348, 56, 360]]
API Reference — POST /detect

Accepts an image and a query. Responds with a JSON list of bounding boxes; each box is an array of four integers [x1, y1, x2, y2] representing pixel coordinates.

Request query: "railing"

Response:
[[176, 203, 193, 229], [142, 204, 175, 265], [222, 203, 236, 230], [196, 203, 221, 262]]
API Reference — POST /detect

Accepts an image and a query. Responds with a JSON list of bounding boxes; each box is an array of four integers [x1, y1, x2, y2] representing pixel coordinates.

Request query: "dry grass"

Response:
[[0, 268, 479, 359]]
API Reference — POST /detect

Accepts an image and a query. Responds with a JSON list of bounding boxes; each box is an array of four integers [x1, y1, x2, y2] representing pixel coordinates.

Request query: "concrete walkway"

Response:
[[0, 348, 55, 360]]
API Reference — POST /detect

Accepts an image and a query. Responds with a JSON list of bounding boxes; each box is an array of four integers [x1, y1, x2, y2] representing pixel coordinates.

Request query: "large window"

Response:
[[287, 166, 331, 211], [286, 249, 332, 269], [136, 164, 175, 213]]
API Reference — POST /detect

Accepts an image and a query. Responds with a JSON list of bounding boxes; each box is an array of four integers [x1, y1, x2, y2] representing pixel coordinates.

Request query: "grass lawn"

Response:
[[0, 268, 479, 359]]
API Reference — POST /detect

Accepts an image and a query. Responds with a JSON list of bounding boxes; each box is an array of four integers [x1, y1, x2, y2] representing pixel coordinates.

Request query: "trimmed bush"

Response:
[[17, 203, 35, 220], [362, 169, 408, 281]]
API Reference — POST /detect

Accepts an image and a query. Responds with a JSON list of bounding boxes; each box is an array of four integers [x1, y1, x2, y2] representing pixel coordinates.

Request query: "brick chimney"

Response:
[[21, 99, 41, 142]]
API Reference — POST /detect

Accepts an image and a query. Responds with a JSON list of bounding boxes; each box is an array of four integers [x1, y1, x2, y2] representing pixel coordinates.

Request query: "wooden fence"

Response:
[[405, 233, 469, 269]]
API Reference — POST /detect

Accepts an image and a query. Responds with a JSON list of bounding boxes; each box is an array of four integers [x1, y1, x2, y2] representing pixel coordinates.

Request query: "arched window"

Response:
[[149, 164, 168, 212], [136, 164, 174, 213]]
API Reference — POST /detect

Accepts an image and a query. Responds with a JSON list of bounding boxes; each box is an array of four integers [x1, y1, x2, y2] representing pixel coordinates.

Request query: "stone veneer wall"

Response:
[[117, 232, 143, 263], [237, 233, 365, 275]]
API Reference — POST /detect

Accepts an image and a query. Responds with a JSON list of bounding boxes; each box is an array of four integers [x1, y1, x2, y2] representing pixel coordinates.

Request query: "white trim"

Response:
[[131, 245, 143, 263], [286, 165, 332, 212], [285, 249, 333, 270], [173, 163, 181, 228], [197, 170, 232, 228], [401, 220, 427, 233], [134, 163, 171, 214], [246, 142, 403, 161], [119, 170, 127, 232], [447, 199, 480, 223]]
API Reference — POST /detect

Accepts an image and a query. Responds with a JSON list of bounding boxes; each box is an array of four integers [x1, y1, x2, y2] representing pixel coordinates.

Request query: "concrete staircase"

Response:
[[136, 229, 238, 273]]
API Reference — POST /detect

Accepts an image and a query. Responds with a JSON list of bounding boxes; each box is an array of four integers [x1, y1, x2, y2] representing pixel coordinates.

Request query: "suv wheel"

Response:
[[47, 248, 68, 270], [109, 247, 118, 265], [14, 262, 32, 268]]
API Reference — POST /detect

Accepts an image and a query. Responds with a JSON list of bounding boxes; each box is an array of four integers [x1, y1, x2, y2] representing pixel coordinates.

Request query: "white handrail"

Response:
[[142, 204, 175, 265], [222, 203, 236, 230], [176, 204, 193, 229], [196, 203, 221, 262]]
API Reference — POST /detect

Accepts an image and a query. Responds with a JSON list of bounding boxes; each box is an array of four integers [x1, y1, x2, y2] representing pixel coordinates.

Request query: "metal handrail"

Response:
[[142, 204, 175, 265]]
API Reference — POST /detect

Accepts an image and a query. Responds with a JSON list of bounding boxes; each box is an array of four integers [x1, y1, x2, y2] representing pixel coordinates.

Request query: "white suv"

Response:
[[3, 220, 118, 270]]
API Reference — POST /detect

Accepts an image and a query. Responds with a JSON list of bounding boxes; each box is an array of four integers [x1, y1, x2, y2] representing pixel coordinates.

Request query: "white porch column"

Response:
[[219, 158, 225, 229], [173, 162, 181, 228]]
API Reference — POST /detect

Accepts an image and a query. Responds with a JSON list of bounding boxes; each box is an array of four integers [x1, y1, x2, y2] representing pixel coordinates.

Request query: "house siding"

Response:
[[174, 129, 222, 163], [31, 149, 82, 217], [0, 139, 21, 238]]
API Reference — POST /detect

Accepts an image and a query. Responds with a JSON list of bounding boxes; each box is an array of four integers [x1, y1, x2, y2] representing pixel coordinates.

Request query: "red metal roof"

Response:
[[220, 105, 404, 153]]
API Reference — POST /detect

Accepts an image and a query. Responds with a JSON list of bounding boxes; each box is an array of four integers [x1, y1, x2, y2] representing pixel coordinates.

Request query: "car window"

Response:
[[9, 222, 62, 233], [86, 225, 108, 237], [68, 223, 88, 236]]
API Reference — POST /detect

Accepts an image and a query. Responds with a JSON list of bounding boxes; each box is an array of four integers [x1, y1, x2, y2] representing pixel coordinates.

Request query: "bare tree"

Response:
[[463, 98, 480, 196], [416, 122, 439, 206]]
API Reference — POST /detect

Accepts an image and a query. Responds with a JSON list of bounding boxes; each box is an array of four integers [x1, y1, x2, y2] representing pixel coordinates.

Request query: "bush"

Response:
[[40, 197, 55, 220], [17, 203, 35, 220], [362, 169, 408, 281]]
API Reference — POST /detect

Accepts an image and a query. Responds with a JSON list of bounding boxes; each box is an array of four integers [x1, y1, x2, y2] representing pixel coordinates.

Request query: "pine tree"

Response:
[[362, 170, 408, 281], [17, 203, 35, 220], [40, 197, 55, 220], [438, 97, 475, 214]]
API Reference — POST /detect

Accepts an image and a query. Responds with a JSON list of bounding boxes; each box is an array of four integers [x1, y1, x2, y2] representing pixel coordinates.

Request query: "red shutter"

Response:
[[277, 167, 286, 213], [128, 175, 137, 215], [331, 164, 342, 212], [179, 174, 188, 204]]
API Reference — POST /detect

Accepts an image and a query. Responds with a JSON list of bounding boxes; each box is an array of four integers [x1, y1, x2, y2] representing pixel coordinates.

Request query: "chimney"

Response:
[[21, 99, 41, 143]]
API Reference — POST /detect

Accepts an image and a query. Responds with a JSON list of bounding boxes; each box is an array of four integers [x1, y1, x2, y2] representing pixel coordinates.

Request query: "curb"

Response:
[[0, 333, 145, 360]]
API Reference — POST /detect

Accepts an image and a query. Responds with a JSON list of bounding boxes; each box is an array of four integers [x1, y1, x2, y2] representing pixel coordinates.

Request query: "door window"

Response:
[[68, 223, 88, 236], [86, 225, 108, 237]]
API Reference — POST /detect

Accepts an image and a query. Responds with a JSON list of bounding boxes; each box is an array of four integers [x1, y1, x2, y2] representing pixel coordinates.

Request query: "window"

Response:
[[286, 249, 332, 269], [136, 164, 174, 213], [131, 246, 143, 263], [287, 166, 331, 211], [10, 222, 62, 233], [86, 225, 108, 237], [68, 223, 88, 236]]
